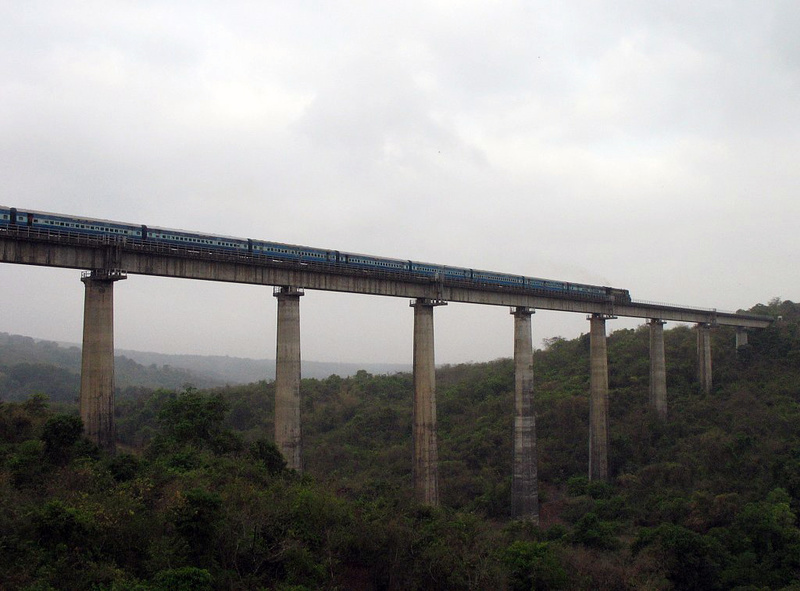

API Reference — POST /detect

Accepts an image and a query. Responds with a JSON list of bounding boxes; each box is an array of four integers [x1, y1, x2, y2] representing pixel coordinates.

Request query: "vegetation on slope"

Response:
[[1, 299, 800, 589], [0, 333, 218, 401]]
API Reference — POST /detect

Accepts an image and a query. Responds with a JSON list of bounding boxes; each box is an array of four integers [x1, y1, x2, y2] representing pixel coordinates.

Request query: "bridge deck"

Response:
[[0, 228, 773, 329]]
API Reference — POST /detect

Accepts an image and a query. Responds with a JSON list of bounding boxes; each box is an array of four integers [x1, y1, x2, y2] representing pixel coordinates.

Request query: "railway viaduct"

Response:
[[0, 227, 773, 523]]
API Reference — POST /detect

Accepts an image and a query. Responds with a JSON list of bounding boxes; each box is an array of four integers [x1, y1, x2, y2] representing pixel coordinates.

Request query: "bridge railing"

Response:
[[1, 225, 616, 301], [1, 225, 774, 323], [629, 298, 733, 314], [2, 225, 119, 246], [1, 225, 444, 285]]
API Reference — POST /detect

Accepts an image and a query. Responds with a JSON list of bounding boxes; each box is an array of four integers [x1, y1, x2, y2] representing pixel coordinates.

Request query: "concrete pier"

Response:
[[79, 270, 126, 453], [648, 319, 668, 419], [736, 328, 749, 350], [411, 298, 445, 506], [274, 286, 304, 472], [589, 314, 611, 481], [697, 323, 713, 394], [511, 307, 538, 522]]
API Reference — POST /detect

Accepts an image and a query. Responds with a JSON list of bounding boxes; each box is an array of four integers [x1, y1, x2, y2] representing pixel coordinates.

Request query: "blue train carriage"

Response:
[[526, 277, 569, 295], [339, 251, 410, 272], [1, 206, 31, 227], [33, 211, 141, 238], [0, 205, 13, 227], [441, 265, 472, 281], [252, 239, 337, 263], [472, 269, 525, 287], [407, 262, 471, 282], [567, 282, 608, 300], [146, 225, 249, 253], [410, 261, 444, 278], [3, 206, 142, 239]]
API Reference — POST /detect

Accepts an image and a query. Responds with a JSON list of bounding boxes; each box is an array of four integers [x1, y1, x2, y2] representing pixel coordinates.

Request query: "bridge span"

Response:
[[0, 227, 772, 327], [0, 223, 774, 523]]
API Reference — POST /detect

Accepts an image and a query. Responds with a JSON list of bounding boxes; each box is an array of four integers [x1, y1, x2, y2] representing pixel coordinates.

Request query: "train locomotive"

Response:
[[0, 205, 632, 304]]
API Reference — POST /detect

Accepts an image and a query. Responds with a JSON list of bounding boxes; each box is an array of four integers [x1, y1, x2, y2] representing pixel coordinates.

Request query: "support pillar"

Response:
[[274, 286, 304, 472], [589, 314, 612, 481], [736, 328, 749, 351], [697, 323, 713, 394], [80, 269, 126, 454], [511, 307, 538, 522], [411, 298, 446, 506], [648, 319, 668, 419]]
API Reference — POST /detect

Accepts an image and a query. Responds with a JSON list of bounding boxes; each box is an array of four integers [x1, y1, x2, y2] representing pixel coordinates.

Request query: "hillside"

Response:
[[116, 349, 410, 384], [1, 299, 799, 589], [0, 333, 221, 401], [0, 333, 410, 403]]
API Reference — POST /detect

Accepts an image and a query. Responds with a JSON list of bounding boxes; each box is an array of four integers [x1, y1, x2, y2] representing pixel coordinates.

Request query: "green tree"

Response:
[[153, 567, 212, 591], [249, 438, 287, 475], [40, 413, 83, 464], [502, 540, 568, 590], [172, 488, 223, 563], [717, 488, 800, 588], [152, 388, 241, 454], [33, 500, 96, 551], [633, 523, 724, 590], [571, 512, 620, 550]]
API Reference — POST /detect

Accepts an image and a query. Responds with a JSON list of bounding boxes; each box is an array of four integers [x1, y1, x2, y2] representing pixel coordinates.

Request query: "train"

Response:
[[0, 205, 632, 304]]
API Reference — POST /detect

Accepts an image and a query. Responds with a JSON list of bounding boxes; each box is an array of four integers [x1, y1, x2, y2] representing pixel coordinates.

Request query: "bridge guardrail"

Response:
[[2, 226, 618, 301], [629, 299, 731, 314], [1, 226, 456, 286], [1, 227, 771, 322]]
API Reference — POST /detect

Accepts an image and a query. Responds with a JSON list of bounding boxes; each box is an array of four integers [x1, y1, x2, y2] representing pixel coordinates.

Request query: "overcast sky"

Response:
[[1, 1, 798, 365]]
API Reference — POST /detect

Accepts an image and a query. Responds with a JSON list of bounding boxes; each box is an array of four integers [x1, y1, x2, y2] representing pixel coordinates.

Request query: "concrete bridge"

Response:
[[0, 225, 773, 523]]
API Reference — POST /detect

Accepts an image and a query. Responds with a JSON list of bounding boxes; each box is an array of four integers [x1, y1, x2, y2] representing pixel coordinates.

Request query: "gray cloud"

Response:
[[1, 1, 797, 364]]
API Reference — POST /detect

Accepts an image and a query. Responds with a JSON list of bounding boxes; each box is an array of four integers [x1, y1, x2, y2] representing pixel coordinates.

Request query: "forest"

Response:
[[1, 299, 799, 590]]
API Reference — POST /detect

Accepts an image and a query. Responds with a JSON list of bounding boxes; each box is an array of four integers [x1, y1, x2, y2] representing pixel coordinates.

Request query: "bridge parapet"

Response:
[[0, 227, 775, 329]]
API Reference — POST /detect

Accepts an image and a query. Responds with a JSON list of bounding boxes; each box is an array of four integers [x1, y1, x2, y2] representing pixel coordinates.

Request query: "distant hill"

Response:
[[0, 333, 217, 402], [115, 349, 410, 384], [0, 332, 410, 403]]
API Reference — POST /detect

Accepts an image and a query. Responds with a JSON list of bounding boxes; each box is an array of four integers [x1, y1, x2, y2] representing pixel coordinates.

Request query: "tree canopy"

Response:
[[0, 300, 799, 589]]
